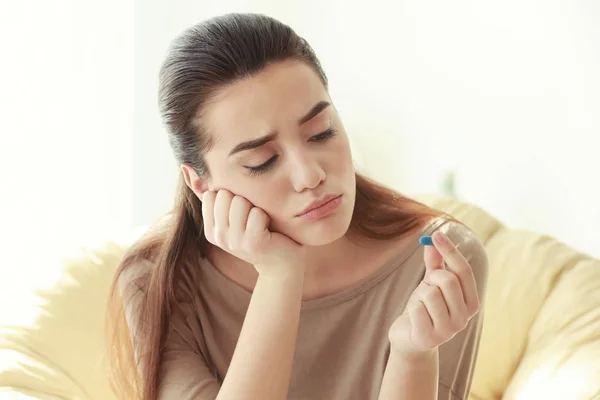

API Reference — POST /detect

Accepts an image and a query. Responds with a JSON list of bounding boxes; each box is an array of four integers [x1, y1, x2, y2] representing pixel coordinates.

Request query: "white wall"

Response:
[[0, 1, 134, 309], [0, 0, 596, 271], [1, 1, 134, 250], [133, 0, 600, 257], [132, 0, 180, 227]]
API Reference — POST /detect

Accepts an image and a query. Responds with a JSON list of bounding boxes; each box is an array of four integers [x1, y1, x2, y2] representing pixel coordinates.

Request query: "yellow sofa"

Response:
[[1, 194, 599, 399]]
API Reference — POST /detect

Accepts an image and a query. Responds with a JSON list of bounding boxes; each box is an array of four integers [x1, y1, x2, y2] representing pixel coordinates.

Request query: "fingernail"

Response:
[[433, 231, 449, 245], [419, 236, 433, 246]]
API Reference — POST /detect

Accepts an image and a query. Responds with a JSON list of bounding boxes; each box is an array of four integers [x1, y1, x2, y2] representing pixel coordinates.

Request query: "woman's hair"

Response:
[[106, 13, 449, 400]]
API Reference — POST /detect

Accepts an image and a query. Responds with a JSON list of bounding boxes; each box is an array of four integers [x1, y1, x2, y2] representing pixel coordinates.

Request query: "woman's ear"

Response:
[[181, 164, 210, 198]]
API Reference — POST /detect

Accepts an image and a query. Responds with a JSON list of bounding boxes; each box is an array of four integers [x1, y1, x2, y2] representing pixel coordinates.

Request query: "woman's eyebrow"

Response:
[[228, 133, 277, 157], [298, 101, 330, 125], [228, 101, 330, 157]]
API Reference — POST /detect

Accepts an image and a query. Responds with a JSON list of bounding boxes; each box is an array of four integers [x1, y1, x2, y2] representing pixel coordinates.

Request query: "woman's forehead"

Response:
[[201, 60, 330, 152]]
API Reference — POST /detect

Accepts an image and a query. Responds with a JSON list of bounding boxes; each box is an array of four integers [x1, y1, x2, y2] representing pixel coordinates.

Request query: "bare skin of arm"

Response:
[[216, 269, 304, 400], [201, 190, 308, 400]]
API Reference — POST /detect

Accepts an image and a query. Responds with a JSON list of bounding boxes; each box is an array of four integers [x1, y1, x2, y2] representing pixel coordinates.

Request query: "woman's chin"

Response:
[[291, 214, 353, 246]]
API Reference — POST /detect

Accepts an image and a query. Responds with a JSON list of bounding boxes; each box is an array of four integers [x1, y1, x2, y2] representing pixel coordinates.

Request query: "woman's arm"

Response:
[[216, 269, 304, 400], [199, 190, 307, 400], [378, 349, 439, 400], [154, 268, 304, 400], [152, 190, 308, 400], [380, 226, 488, 399]]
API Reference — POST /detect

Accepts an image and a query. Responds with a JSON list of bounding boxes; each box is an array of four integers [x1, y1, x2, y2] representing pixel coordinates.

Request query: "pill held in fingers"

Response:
[[419, 236, 433, 246]]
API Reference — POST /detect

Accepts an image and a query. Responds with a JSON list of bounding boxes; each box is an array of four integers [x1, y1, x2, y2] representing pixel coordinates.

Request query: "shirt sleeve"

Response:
[[119, 261, 221, 400], [437, 221, 490, 400], [157, 308, 221, 399]]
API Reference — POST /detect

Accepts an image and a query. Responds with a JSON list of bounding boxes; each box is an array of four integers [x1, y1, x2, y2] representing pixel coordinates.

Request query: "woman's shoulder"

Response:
[[116, 258, 155, 328], [118, 257, 154, 295], [116, 226, 169, 297]]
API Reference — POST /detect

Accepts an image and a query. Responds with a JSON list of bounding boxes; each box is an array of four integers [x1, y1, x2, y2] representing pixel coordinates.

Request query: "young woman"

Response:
[[107, 13, 488, 400]]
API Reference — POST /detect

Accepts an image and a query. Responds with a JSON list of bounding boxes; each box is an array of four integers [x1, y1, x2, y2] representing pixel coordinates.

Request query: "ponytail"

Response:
[[105, 177, 206, 400]]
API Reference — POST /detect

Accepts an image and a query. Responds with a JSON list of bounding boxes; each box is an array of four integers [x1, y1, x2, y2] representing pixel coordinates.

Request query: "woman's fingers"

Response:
[[397, 230, 483, 352], [419, 283, 451, 330], [213, 190, 233, 247], [229, 195, 252, 245], [432, 231, 480, 314], [197, 189, 302, 270], [201, 191, 216, 243], [424, 244, 445, 273], [426, 269, 469, 330], [244, 207, 270, 253]]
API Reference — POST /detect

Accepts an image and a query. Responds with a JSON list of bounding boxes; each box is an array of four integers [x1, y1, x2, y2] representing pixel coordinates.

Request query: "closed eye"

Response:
[[243, 128, 336, 177], [310, 128, 337, 142], [244, 155, 278, 176]]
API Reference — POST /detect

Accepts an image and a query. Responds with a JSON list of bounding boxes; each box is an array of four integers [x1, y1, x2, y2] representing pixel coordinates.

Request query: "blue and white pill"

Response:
[[419, 235, 433, 246]]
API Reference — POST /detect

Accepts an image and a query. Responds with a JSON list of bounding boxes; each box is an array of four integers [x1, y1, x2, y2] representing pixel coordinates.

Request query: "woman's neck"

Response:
[[204, 229, 418, 301]]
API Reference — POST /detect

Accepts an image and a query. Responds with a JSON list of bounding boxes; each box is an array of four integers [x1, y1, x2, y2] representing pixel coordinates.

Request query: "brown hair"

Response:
[[106, 13, 447, 400]]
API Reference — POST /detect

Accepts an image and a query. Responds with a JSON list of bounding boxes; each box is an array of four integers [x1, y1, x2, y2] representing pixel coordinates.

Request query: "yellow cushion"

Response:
[[0, 241, 126, 400]]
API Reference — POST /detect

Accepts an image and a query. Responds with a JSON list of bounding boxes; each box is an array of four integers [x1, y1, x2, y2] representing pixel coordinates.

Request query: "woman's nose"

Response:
[[289, 152, 326, 192]]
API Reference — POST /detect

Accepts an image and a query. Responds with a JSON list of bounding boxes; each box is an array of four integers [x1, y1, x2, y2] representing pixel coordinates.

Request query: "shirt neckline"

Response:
[[200, 216, 449, 311]]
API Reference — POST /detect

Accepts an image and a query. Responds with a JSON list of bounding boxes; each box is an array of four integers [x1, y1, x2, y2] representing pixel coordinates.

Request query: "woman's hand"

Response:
[[202, 189, 306, 276], [388, 230, 481, 355]]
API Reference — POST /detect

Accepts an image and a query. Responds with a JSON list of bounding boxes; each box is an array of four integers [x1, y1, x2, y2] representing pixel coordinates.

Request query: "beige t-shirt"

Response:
[[125, 217, 489, 400]]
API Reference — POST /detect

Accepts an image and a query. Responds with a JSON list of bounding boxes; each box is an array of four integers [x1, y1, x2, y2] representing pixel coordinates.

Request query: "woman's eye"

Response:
[[245, 155, 278, 176], [310, 128, 337, 142], [243, 129, 335, 176]]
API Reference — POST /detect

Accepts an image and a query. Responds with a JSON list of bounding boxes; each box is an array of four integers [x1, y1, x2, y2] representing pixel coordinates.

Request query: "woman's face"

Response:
[[188, 60, 356, 246]]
